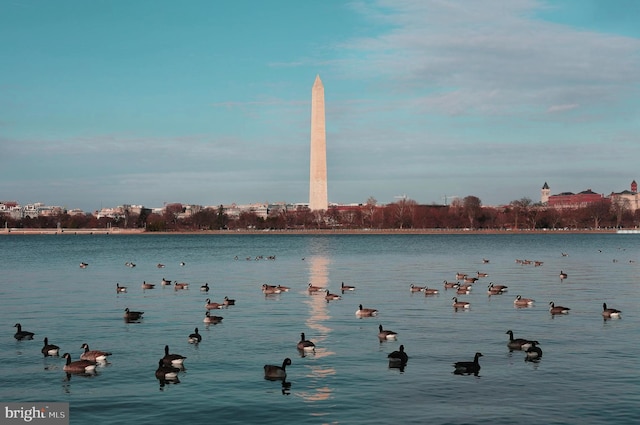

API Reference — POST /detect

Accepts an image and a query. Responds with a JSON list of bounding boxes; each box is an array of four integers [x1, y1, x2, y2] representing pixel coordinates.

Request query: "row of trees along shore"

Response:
[[3, 196, 640, 232]]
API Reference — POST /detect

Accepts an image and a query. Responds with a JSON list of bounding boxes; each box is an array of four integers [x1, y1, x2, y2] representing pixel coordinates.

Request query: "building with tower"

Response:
[[610, 180, 640, 212], [541, 180, 640, 211], [541, 182, 550, 204]]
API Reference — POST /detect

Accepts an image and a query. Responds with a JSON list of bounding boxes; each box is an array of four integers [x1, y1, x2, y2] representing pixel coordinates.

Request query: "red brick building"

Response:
[[546, 189, 609, 209]]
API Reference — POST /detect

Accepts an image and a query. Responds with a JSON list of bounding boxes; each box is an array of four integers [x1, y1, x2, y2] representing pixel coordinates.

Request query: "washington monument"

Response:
[[309, 75, 328, 211]]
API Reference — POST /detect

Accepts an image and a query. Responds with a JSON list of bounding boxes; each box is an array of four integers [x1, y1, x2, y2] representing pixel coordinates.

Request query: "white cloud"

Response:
[[339, 0, 640, 117], [547, 103, 579, 113]]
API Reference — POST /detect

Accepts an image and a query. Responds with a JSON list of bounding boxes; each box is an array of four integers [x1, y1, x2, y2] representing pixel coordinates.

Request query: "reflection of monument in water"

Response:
[[306, 254, 331, 337], [300, 253, 335, 401]]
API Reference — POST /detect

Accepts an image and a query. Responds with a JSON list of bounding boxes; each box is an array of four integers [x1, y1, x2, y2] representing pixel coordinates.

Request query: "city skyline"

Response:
[[1, 1, 639, 212]]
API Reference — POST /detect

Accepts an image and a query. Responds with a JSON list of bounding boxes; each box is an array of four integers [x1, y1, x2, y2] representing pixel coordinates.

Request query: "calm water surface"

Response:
[[1, 234, 639, 424]]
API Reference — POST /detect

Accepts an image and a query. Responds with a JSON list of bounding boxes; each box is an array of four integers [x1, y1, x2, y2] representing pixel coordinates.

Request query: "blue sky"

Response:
[[1, 0, 639, 212]]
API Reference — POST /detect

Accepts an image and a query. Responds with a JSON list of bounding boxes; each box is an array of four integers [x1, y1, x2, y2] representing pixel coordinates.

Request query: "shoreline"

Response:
[[0, 227, 625, 235]]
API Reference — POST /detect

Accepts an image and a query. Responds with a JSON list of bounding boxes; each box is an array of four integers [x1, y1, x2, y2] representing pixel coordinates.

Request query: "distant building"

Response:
[[543, 181, 639, 211], [0, 201, 22, 220], [610, 180, 640, 212], [546, 189, 608, 210], [95, 206, 127, 219]]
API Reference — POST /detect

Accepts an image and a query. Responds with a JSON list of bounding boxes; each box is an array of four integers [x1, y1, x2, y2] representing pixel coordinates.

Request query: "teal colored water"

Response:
[[1, 234, 639, 424]]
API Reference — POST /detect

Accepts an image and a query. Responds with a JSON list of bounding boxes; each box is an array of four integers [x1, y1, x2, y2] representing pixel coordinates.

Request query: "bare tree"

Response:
[[391, 197, 417, 229], [586, 200, 612, 229], [462, 196, 482, 229], [611, 198, 631, 228], [363, 197, 378, 228], [510, 197, 532, 229]]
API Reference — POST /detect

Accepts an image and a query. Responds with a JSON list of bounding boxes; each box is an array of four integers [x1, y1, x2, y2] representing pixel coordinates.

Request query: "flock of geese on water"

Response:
[[12, 260, 234, 385], [12, 254, 624, 387]]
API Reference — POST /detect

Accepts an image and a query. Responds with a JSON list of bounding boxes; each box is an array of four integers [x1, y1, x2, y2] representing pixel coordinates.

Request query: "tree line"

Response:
[[3, 196, 639, 231]]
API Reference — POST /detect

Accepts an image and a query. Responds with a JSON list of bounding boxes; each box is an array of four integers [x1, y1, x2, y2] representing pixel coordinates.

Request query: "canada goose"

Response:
[[453, 352, 483, 375], [452, 297, 470, 309], [79, 262, 88, 269], [62, 353, 96, 374], [549, 301, 570, 315], [125, 261, 136, 268], [200, 283, 210, 292], [559, 271, 568, 280], [307, 283, 324, 293], [525, 341, 543, 361], [514, 295, 535, 307], [505, 330, 533, 350], [487, 283, 508, 294], [13, 323, 34, 340], [174, 282, 189, 290], [203, 311, 223, 324], [424, 287, 439, 296], [80, 343, 112, 362], [409, 284, 425, 292], [454, 284, 471, 295], [116, 283, 127, 293], [41, 337, 60, 357], [388, 345, 408, 366], [325, 290, 341, 301], [341, 282, 356, 291], [124, 308, 144, 321], [161, 278, 172, 286], [356, 304, 378, 317], [261, 284, 281, 294], [276, 285, 290, 292], [602, 303, 622, 319], [180, 262, 186, 266], [264, 358, 291, 380], [464, 276, 479, 284], [188, 328, 202, 344], [205, 298, 223, 310], [443, 280, 458, 289], [157, 263, 165, 268], [162, 345, 186, 366], [141, 281, 155, 290], [477, 271, 489, 278], [155, 359, 180, 381], [482, 259, 490, 264], [223, 296, 236, 306], [378, 324, 398, 340], [297, 333, 316, 351], [534, 261, 543, 267], [455, 273, 467, 280]]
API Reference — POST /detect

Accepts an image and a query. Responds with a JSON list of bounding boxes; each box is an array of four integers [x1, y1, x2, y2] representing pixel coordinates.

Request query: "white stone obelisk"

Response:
[[309, 75, 328, 211]]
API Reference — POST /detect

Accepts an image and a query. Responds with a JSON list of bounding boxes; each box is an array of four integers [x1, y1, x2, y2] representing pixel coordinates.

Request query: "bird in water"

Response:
[[297, 333, 315, 352], [453, 352, 483, 375], [162, 345, 186, 366], [387, 345, 408, 368], [525, 341, 543, 361], [601, 303, 622, 319], [505, 330, 533, 351], [124, 308, 144, 322], [378, 324, 398, 341], [264, 358, 291, 380], [80, 343, 112, 363], [14, 323, 34, 340], [188, 328, 202, 344], [41, 337, 60, 357]]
